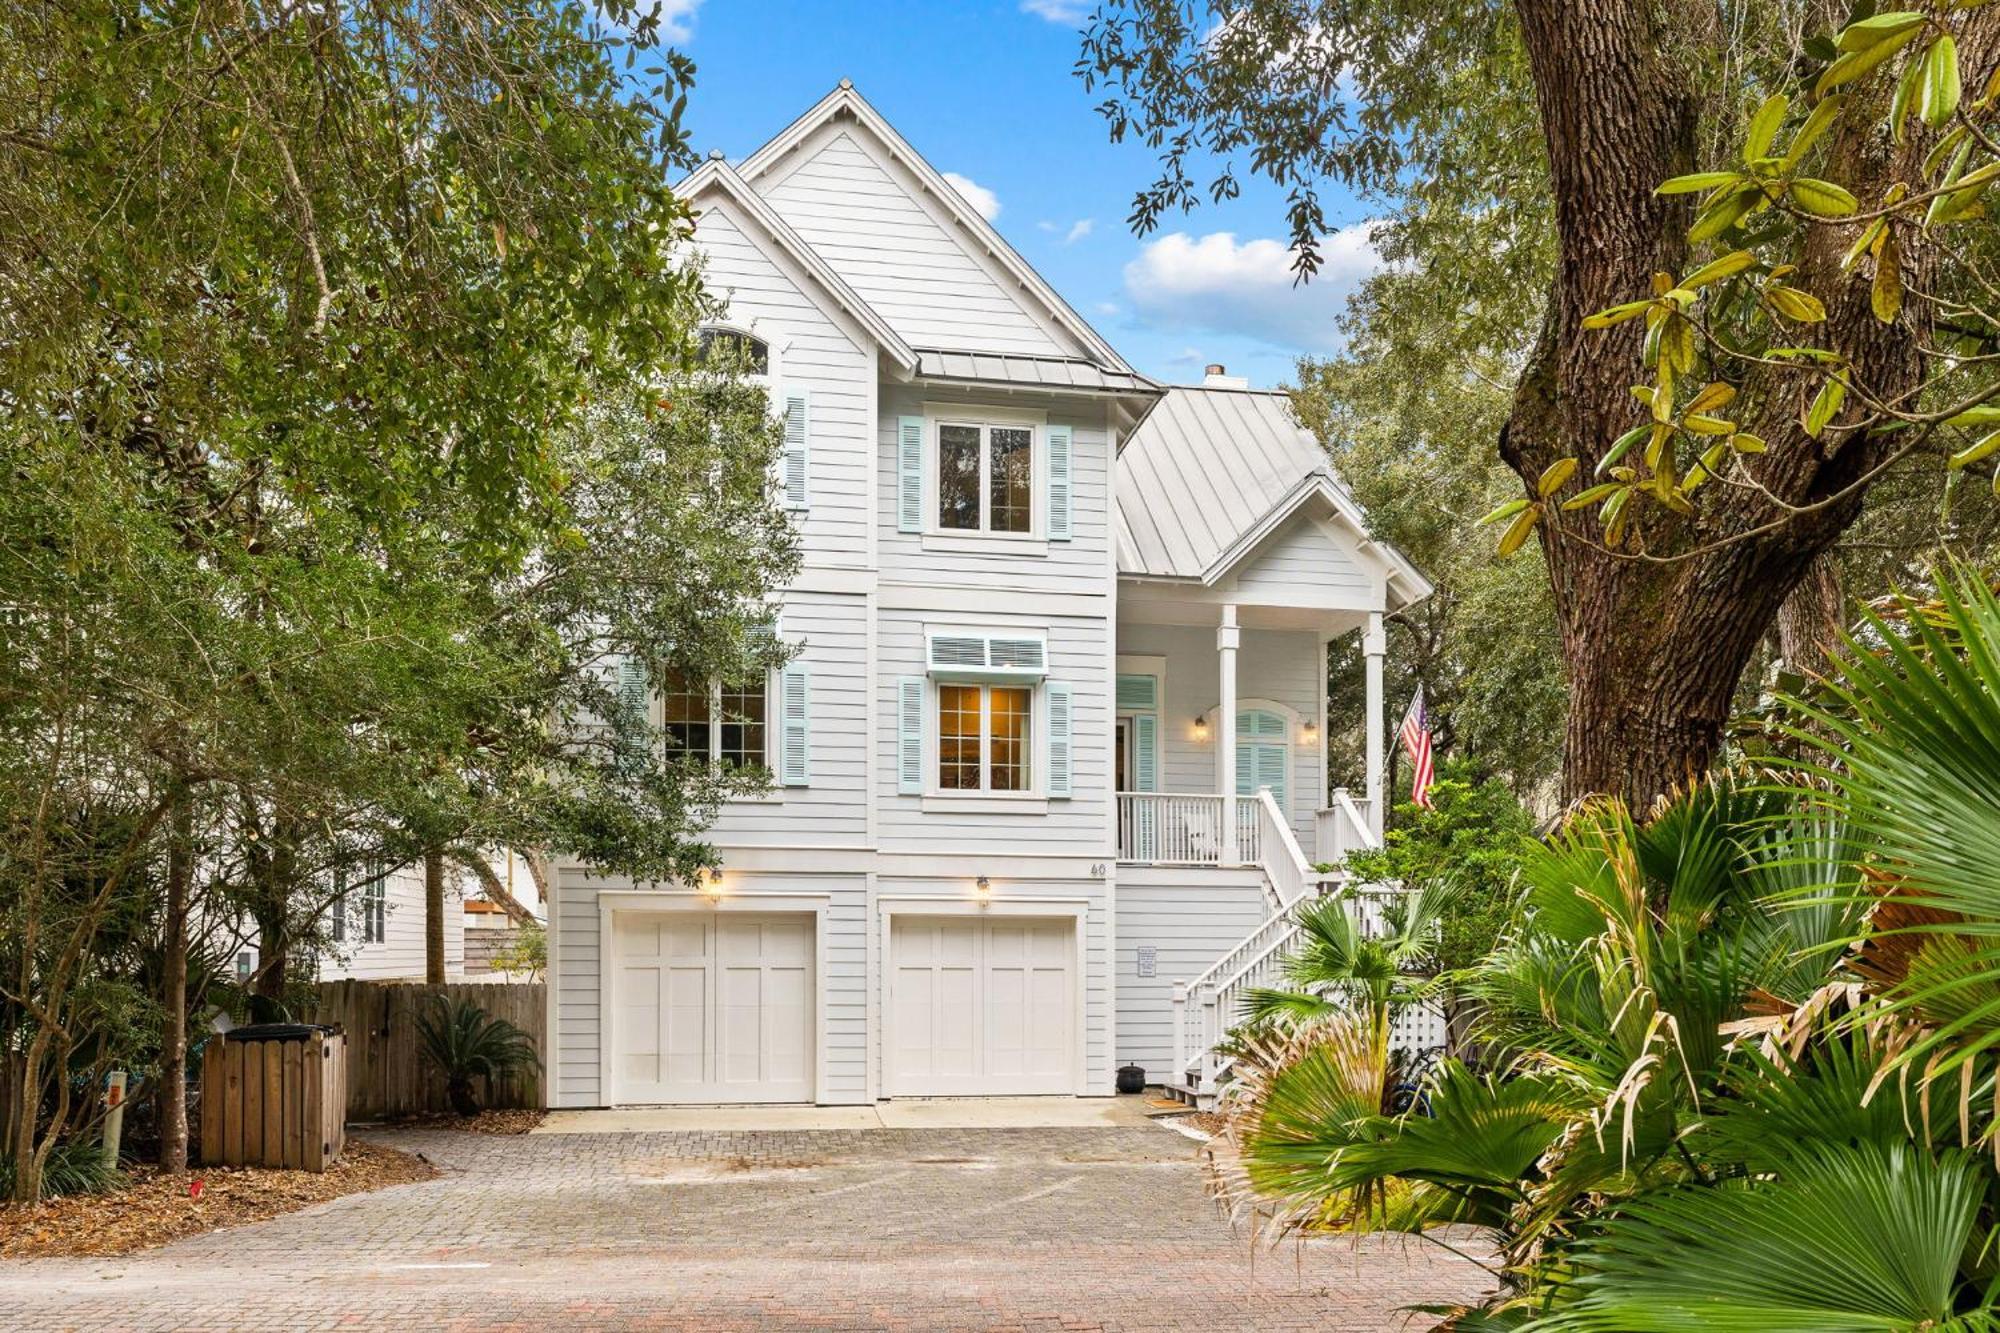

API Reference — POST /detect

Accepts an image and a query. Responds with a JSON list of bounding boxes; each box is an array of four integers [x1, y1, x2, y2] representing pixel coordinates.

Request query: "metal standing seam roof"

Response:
[[1116, 387, 1350, 579], [913, 349, 1160, 395]]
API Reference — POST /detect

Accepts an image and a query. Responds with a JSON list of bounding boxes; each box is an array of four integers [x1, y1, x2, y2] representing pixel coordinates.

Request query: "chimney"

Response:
[[1202, 363, 1250, 390]]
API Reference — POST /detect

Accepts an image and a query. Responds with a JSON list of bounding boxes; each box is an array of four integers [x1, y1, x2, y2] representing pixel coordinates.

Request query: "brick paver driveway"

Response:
[[0, 1123, 1493, 1331]]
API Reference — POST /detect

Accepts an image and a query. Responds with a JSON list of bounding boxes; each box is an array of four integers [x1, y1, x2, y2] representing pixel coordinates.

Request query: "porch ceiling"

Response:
[[1115, 587, 1371, 635]]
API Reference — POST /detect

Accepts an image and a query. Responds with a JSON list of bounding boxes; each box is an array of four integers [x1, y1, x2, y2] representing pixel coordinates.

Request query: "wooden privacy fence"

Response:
[[201, 1029, 348, 1171], [305, 979, 546, 1119]]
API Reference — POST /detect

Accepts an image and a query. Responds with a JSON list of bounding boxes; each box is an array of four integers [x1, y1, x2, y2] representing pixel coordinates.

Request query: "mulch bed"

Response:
[[0, 1138, 437, 1259], [388, 1108, 545, 1135]]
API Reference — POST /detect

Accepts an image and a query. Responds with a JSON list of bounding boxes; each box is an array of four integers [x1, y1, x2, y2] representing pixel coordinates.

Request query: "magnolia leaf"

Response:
[[1744, 94, 1789, 163], [1601, 487, 1632, 545], [1835, 12, 1927, 53], [1598, 423, 1651, 474], [1731, 432, 1768, 454], [1816, 24, 1928, 94], [1657, 171, 1747, 196], [1919, 35, 1961, 128], [1768, 285, 1828, 323], [1537, 457, 1579, 497], [1945, 405, 2000, 428], [1782, 96, 1845, 169], [1681, 250, 1757, 289], [1844, 217, 1889, 270], [1687, 380, 1738, 415], [1872, 232, 1903, 323], [1644, 424, 1670, 471], [1562, 482, 1623, 510], [1806, 375, 1848, 437], [1689, 183, 1762, 242], [1924, 125, 1971, 178], [1582, 299, 1655, 329], [1651, 270, 1674, 297], [1767, 347, 1843, 364], [1947, 429, 2000, 469], [1496, 505, 1541, 558], [1791, 178, 1859, 216], [1478, 498, 1531, 526], [1666, 317, 1697, 376], [1891, 48, 1924, 140], [1683, 414, 1737, 436]]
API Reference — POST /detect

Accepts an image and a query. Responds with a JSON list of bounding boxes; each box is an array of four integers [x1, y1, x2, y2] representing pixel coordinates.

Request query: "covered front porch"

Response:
[[1112, 595, 1388, 873]]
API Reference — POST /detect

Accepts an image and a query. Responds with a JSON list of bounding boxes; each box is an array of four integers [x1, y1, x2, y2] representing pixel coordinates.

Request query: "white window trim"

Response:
[[922, 401, 1047, 543], [929, 678, 1042, 798]]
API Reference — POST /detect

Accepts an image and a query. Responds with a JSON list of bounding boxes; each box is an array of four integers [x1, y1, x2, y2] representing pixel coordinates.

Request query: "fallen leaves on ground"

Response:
[[0, 1139, 437, 1259], [392, 1108, 545, 1135]]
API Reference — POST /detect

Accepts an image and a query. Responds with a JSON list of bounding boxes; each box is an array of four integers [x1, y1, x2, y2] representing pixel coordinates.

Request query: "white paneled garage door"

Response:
[[888, 917, 1075, 1096], [613, 912, 814, 1104]]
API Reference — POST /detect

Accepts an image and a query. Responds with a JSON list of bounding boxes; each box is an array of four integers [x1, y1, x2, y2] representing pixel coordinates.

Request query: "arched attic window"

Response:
[[697, 326, 770, 377]]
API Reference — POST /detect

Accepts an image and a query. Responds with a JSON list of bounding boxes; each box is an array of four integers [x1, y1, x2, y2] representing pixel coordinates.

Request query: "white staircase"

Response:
[[1165, 789, 1384, 1106]]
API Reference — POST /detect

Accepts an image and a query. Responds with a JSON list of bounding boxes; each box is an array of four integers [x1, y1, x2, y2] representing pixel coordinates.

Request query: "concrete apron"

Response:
[[536, 1094, 1167, 1133]]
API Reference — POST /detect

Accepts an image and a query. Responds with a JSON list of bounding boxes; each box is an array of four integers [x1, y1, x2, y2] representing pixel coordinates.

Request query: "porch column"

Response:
[[1218, 604, 1240, 862], [1363, 611, 1386, 840]]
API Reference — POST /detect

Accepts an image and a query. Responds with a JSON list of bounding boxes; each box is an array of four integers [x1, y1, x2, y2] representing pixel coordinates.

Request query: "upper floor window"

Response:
[[937, 421, 1034, 534], [659, 666, 768, 772], [697, 327, 769, 376], [329, 864, 387, 945]]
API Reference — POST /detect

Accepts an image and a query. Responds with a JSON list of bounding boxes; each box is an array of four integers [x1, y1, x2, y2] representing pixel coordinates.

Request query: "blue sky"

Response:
[[660, 0, 1378, 388]]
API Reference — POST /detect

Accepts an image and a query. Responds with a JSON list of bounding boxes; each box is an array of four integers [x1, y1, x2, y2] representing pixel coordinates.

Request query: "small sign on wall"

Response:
[[1136, 945, 1157, 978]]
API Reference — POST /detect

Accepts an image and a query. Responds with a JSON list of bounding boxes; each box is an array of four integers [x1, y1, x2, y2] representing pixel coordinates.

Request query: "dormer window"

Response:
[[698, 327, 769, 376]]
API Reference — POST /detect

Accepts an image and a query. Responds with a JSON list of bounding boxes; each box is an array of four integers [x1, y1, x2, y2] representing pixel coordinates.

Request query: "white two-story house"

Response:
[[545, 83, 1429, 1109]]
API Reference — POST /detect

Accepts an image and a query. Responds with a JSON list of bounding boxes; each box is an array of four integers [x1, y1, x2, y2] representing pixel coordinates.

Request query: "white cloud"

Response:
[[1021, 0, 1090, 23], [941, 172, 1001, 222], [1120, 224, 1382, 351], [1037, 218, 1096, 245], [656, 0, 702, 41]]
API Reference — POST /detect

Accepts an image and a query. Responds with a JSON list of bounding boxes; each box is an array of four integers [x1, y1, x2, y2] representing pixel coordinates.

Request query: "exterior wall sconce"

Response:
[[1301, 721, 1319, 746], [1192, 715, 1209, 742], [973, 875, 992, 907], [702, 867, 725, 901]]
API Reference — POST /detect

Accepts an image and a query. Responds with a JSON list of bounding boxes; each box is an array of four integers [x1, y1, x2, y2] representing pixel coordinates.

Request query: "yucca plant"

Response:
[[414, 996, 541, 1117]]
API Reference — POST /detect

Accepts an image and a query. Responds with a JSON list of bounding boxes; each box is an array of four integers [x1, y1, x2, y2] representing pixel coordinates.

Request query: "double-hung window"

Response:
[[936, 421, 1034, 533], [329, 862, 388, 945], [937, 683, 1035, 792]]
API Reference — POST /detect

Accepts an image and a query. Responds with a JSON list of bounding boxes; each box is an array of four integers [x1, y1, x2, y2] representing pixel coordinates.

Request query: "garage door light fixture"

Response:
[[702, 866, 725, 901], [973, 875, 992, 907]]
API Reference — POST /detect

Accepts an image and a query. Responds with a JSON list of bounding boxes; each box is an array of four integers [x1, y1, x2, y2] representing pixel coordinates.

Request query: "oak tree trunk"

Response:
[[425, 847, 446, 984], [1505, 0, 1962, 806], [1778, 550, 1847, 679], [157, 797, 191, 1172]]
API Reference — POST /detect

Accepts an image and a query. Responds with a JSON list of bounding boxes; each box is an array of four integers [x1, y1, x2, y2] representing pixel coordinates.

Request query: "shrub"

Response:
[[414, 995, 541, 1117], [0, 1138, 124, 1199]]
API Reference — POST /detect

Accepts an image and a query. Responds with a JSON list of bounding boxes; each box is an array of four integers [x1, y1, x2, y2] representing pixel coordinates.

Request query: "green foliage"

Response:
[[0, 1139, 123, 1200], [1218, 577, 2000, 1325], [414, 996, 541, 1118], [489, 924, 547, 981], [1339, 759, 1532, 976]]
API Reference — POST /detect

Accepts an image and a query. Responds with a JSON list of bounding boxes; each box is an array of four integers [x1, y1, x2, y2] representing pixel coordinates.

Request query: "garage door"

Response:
[[888, 917, 1075, 1096], [613, 912, 813, 1104]]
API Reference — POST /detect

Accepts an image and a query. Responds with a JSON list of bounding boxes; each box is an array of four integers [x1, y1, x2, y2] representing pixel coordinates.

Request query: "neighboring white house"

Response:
[[545, 83, 1429, 1109]]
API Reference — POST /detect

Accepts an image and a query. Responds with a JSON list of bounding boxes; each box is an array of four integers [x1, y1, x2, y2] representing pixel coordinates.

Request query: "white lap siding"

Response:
[[1113, 866, 1270, 1080]]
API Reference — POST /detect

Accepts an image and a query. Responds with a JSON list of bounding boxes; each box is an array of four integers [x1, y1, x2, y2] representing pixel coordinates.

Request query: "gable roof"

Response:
[[733, 82, 1132, 372], [1116, 387, 1431, 608], [679, 158, 919, 374]]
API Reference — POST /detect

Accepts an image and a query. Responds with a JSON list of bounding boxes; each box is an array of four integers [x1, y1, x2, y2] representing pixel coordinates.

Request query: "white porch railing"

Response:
[[1313, 788, 1380, 868], [1117, 792, 1265, 865], [1171, 790, 1318, 1090]]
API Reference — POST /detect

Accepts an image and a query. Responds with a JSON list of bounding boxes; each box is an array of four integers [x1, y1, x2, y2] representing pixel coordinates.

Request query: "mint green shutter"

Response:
[[616, 657, 649, 720], [897, 676, 925, 794], [1046, 424, 1072, 540], [897, 416, 925, 533], [781, 387, 810, 510], [778, 662, 810, 786], [1133, 713, 1158, 792], [1046, 682, 1073, 798]]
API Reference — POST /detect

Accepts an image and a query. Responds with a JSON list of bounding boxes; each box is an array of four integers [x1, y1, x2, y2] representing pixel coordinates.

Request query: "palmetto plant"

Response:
[[414, 996, 541, 1117], [1211, 569, 2000, 1330]]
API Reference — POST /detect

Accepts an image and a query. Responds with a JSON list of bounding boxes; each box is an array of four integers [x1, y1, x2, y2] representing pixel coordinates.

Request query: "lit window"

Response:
[[935, 422, 1034, 533], [659, 666, 768, 771], [936, 684, 1033, 792]]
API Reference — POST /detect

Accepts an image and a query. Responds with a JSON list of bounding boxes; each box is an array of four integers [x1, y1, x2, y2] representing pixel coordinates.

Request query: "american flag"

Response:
[[1400, 686, 1436, 810]]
